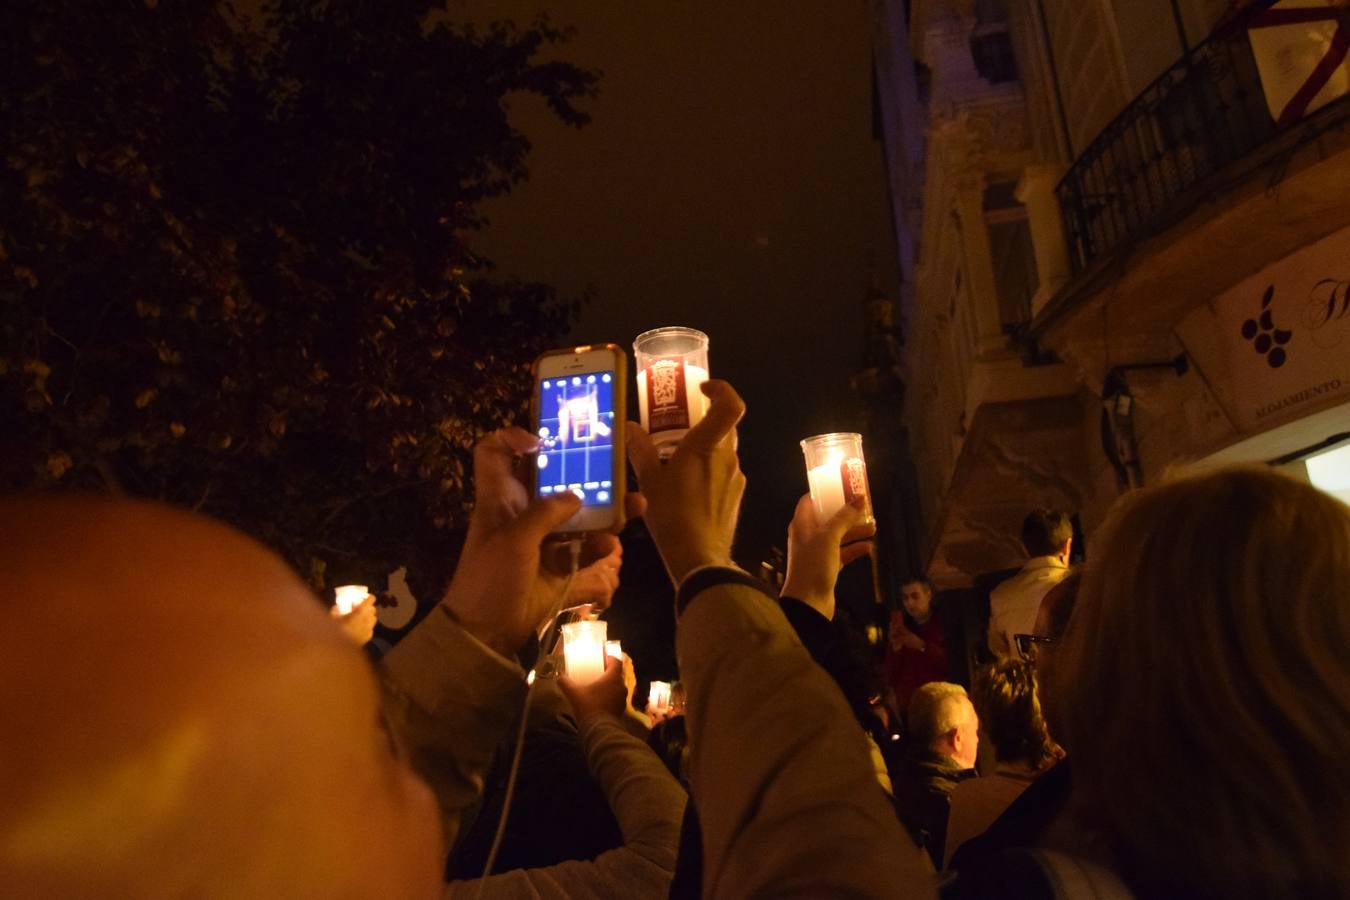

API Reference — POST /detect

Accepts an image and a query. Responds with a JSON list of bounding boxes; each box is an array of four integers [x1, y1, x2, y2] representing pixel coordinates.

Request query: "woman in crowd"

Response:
[[1038, 467, 1350, 897], [944, 657, 1062, 867]]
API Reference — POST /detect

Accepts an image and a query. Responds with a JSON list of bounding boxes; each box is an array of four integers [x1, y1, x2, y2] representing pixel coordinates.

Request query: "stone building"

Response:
[[872, 0, 1350, 587]]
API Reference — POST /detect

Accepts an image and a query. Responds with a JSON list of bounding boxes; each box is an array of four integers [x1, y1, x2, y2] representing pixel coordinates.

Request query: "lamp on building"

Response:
[[1101, 371, 1141, 492], [1101, 355, 1189, 492]]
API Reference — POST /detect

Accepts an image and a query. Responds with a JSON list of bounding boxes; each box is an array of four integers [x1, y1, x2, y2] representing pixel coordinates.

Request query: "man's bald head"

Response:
[[0, 496, 440, 897]]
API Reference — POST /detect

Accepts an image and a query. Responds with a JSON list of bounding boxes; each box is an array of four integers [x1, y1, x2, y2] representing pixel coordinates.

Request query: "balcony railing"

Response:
[[1056, 22, 1276, 276]]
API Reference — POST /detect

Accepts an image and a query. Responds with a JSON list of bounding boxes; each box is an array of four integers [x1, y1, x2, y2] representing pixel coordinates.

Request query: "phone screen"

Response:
[[537, 371, 616, 507]]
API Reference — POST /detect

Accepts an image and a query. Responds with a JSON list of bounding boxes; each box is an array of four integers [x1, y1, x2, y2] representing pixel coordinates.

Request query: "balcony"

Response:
[[1055, 18, 1281, 278]]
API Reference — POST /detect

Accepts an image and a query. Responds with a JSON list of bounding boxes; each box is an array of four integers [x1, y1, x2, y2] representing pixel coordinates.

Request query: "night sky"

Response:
[[469, 0, 904, 569]]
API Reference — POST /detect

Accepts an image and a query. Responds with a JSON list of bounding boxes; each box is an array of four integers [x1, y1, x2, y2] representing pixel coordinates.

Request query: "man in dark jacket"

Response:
[[894, 681, 980, 867]]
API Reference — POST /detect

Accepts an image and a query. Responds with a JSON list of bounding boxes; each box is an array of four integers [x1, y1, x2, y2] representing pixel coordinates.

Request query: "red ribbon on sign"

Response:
[[1249, 3, 1350, 126]]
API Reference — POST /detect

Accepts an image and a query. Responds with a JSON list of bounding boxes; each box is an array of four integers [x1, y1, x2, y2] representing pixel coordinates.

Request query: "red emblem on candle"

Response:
[[646, 358, 690, 433], [841, 457, 869, 506]]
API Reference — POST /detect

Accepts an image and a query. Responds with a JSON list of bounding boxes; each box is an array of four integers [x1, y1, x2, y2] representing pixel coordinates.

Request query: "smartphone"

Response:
[[532, 344, 628, 534]]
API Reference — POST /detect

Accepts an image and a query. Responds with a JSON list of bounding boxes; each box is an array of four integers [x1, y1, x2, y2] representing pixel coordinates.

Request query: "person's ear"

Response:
[[942, 727, 960, 753]]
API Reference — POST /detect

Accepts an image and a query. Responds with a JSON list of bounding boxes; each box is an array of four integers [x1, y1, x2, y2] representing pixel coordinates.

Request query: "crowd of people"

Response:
[[4, 379, 1349, 898]]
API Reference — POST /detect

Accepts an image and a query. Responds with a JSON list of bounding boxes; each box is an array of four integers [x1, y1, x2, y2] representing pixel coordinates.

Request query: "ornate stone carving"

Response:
[[930, 104, 1029, 168]]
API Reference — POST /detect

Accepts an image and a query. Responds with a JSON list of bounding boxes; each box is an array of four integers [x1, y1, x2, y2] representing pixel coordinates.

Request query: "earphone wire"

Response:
[[476, 538, 584, 895]]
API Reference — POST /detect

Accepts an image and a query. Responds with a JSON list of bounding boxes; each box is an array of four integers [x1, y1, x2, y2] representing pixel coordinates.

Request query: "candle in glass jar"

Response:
[[633, 327, 711, 458], [334, 584, 369, 615], [648, 680, 672, 713], [605, 640, 623, 661], [800, 433, 874, 524], [562, 620, 608, 685]]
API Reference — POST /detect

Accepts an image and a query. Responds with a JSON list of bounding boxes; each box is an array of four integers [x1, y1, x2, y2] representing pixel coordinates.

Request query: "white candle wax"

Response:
[[648, 680, 672, 713], [637, 363, 710, 438], [605, 640, 623, 661], [807, 456, 850, 521], [334, 584, 369, 615], [562, 620, 608, 685]]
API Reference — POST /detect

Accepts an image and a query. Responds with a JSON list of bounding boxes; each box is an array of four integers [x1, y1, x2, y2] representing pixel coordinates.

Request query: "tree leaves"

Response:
[[1, 0, 596, 596]]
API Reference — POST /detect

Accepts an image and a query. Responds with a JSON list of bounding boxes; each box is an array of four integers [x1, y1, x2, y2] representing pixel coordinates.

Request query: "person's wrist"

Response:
[[665, 547, 735, 586], [793, 596, 835, 620], [780, 580, 834, 617], [442, 601, 525, 658], [576, 707, 621, 725]]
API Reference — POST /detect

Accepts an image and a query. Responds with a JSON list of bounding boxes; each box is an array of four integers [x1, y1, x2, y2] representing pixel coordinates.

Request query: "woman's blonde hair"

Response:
[[1047, 466, 1350, 897]]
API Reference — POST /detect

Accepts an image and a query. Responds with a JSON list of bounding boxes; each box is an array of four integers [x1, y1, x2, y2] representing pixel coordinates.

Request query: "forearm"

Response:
[[580, 715, 687, 862], [778, 594, 837, 663], [780, 595, 882, 730], [443, 716, 687, 900]]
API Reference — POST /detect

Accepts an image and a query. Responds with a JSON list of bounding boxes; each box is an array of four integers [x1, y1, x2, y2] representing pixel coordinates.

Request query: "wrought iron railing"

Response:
[[1056, 23, 1276, 276]]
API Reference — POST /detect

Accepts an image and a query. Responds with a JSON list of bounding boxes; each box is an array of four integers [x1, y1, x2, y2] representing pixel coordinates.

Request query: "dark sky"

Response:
[[466, 1, 903, 564]]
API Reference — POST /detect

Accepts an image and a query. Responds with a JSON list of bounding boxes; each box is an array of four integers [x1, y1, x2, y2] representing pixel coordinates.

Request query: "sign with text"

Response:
[[1176, 223, 1350, 431]]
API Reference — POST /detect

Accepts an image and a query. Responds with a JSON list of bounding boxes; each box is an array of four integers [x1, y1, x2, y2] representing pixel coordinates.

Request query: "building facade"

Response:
[[873, 0, 1350, 586]]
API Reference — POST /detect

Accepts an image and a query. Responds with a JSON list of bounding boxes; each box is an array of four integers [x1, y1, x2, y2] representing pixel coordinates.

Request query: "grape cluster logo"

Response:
[[1241, 285, 1293, 368]]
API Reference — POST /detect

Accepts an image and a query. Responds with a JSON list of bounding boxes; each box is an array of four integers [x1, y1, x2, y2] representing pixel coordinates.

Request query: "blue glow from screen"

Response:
[[537, 371, 615, 507]]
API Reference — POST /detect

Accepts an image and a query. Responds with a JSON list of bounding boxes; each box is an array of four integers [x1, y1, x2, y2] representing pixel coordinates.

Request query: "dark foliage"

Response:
[[0, 0, 598, 593]]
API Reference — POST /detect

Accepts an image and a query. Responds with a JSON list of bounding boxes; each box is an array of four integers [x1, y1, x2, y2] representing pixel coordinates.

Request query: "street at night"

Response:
[[3, 2, 1348, 897]]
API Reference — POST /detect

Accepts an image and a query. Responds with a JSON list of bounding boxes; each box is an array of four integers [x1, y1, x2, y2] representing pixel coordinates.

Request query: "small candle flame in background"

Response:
[[334, 584, 369, 615], [648, 680, 672, 713]]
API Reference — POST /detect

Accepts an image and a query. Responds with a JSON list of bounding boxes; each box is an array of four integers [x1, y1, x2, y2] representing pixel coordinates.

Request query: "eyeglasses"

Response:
[[1013, 633, 1056, 660]]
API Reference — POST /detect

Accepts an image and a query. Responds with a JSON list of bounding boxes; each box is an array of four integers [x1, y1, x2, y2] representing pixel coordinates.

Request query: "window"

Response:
[[971, 29, 1018, 84], [984, 182, 1038, 330], [971, 0, 1018, 84]]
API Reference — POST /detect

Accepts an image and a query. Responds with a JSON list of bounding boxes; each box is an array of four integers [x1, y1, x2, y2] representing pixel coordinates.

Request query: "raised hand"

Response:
[[442, 427, 618, 658], [626, 380, 747, 584], [558, 655, 628, 723], [780, 493, 875, 621], [330, 592, 378, 646]]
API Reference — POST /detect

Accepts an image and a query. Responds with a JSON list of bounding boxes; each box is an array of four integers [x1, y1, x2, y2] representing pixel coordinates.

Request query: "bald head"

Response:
[[0, 496, 440, 897]]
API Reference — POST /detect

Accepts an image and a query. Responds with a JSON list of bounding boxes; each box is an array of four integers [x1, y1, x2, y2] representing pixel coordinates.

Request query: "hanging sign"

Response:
[[1247, 0, 1350, 127], [1176, 223, 1350, 431]]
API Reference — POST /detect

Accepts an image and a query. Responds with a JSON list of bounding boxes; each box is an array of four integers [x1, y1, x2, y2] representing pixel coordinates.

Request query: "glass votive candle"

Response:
[[800, 432, 874, 525], [634, 326, 710, 459], [648, 680, 672, 713], [605, 639, 623, 661], [334, 584, 369, 615], [562, 619, 608, 685]]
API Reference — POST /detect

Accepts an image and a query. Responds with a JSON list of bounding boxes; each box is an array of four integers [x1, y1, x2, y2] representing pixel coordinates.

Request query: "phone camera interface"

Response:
[[538, 371, 615, 507]]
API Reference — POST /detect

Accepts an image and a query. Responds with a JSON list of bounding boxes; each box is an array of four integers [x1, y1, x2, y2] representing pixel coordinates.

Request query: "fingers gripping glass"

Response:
[[1014, 633, 1057, 660]]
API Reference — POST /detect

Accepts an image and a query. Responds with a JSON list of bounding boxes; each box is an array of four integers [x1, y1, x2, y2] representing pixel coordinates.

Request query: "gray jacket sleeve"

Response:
[[380, 604, 527, 854], [678, 579, 934, 898], [443, 714, 688, 899]]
